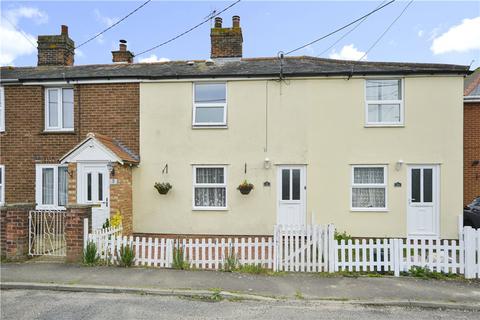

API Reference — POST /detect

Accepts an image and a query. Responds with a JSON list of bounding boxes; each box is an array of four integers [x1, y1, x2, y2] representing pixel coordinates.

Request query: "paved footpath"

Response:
[[2, 262, 480, 309]]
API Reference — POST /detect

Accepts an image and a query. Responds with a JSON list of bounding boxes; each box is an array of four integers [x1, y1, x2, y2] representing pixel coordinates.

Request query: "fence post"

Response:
[[328, 224, 335, 273], [464, 227, 475, 279], [273, 225, 278, 272], [83, 218, 89, 250], [393, 239, 401, 277]]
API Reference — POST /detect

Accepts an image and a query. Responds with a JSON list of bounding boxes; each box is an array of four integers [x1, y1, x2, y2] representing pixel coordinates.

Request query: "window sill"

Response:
[[192, 125, 228, 129], [41, 130, 76, 135], [350, 208, 389, 213], [364, 124, 404, 128], [192, 207, 228, 211], [35, 205, 67, 211]]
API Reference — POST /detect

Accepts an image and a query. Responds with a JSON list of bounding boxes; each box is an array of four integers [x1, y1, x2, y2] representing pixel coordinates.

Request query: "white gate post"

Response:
[[393, 239, 401, 277], [458, 214, 464, 240], [464, 227, 475, 279], [83, 218, 89, 250], [273, 225, 278, 272], [327, 224, 335, 273]]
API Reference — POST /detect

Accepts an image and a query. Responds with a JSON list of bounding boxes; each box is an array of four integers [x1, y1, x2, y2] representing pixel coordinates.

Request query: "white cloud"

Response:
[[0, 6, 48, 66], [431, 17, 480, 54], [139, 54, 170, 63], [329, 44, 367, 61], [417, 30, 424, 37], [94, 9, 119, 27]]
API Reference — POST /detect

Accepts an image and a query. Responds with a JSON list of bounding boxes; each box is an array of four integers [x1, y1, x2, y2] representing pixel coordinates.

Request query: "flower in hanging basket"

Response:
[[154, 182, 172, 195], [237, 180, 254, 195]]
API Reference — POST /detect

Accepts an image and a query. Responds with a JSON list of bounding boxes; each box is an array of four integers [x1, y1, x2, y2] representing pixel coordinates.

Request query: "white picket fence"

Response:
[[84, 219, 480, 278]]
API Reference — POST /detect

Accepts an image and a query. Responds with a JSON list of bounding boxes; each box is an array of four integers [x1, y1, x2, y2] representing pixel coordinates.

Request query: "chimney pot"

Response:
[[61, 25, 68, 35], [232, 16, 240, 28], [214, 17, 222, 28], [112, 40, 134, 63]]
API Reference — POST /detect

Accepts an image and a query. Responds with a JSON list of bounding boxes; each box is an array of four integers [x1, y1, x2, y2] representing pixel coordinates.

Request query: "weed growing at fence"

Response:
[[236, 264, 270, 275], [403, 266, 459, 280], [118, 244, 135, 267], [222, 251, 239, 272], [334, 230, 352, 241], [83, 241, 100, 266], [172, 246, 190, 270]]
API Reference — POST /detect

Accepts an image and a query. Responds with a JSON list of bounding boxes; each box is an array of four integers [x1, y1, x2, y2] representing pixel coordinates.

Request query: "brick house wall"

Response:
[[0, 83, 139, 206], [110, 163, 133, 235], [464, 103, 480, 205]]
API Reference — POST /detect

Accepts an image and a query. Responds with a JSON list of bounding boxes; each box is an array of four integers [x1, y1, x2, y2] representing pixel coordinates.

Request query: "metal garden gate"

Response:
[[29, 210, 66, 256]]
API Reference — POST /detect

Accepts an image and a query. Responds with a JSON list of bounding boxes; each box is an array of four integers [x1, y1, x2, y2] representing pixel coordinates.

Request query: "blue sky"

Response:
[[1, 1, 479, 68]]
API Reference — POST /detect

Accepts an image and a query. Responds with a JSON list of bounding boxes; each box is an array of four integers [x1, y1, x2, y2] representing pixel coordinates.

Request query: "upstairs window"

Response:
[[0, 86, 4, 132], [193, 166, 227, 210], [45, 88, 74, 131], [35, 164, 68, 209], [351, 165, 387, 211], [193, 83, 227, 126], [365, 79, 403, 126]]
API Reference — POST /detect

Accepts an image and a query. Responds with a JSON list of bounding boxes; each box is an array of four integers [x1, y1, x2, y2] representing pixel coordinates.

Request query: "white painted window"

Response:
[[35, 164, 69, 209], [193, 166, 227, 210], [351, 165, 387, 211], [0, 165, 4, 205], [365, 79, 403, 126], [193, 83, 227, 126], [0, 86, 5, 132], [45, 88, 74, 131]]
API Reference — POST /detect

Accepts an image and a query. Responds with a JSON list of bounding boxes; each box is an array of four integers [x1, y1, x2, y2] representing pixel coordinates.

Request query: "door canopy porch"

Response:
[[60, 132, 139, 164]]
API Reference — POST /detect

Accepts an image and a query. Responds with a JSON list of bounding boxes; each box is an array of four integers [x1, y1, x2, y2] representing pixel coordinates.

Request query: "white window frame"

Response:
[[0, 165, 4, 206], [365, 78, 404, 127], [0, 86, 5, 132], [192, 82, 227, 127], [35, 164, 68, 210], [351, 165, 388, 211], [192, 165, 228, 210], [44, 87, 74, 132]]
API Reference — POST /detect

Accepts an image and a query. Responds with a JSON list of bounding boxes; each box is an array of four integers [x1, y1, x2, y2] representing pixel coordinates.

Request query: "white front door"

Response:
[[277, 166, 307, 226], [78, 163, 110, 230], [407, 165, 439, 237]]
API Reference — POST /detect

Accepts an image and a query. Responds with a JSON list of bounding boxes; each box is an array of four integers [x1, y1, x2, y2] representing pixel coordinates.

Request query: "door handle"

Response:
[[105, 197, 109, 207]]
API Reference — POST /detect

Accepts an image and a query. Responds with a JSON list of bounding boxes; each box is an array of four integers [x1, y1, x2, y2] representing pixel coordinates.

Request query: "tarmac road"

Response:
[[1, 289, 479, 320]]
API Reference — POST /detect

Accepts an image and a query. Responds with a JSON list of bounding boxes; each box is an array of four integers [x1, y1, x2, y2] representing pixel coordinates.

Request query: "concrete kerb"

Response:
[[1, 282, 480, 311]]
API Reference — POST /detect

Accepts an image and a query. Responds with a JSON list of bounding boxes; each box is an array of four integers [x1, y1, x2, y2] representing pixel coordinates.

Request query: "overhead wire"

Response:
[[134, 0, 242, 58], [284, 0, 396, 56]]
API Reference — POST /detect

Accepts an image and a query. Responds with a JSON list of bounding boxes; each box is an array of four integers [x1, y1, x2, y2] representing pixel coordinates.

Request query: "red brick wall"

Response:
[[464, 103, 480, 205], [0, 204, 34, 260], [65, 205, 92, 262], [110, 163, 133, 235], [0, 83, 139, 204]]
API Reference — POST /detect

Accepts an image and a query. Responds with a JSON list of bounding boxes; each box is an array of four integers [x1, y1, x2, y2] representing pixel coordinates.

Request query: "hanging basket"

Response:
[[237, 181, 254, 195], [154, 182, 172, 195]]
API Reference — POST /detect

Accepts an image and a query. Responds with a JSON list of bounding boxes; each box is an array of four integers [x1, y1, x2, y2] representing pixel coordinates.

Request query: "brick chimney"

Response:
[[210, 16, 243, 59], [37, 25, 75, 66], [112, 40, 134, 63]]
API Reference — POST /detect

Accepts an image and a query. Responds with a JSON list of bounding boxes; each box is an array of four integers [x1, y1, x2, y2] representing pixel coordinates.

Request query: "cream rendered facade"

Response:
[[133, 76, 463, 239]]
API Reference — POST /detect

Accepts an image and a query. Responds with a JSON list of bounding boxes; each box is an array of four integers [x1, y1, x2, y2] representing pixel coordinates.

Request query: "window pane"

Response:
[[87, 173, 92, 201], [195, 83, 226, 103], [58, 167, 68, 206], [0, 167, 2, 184], [352, 188, 385, 208], [366, 80, 401, 101], [194, 187, 226, 207], [354, 167, 384, 184], [98, 173, 103, 201], [195, 106, 225, 124], [48, 90, 58, 127], [423, 169, 433, 203], [292, 169, 300, 200], [62, 89, 74, 129], [411, 169, 421, 203], [42, 168, 54, 205], [368, 104, 400, 123], [196, 168, 224, 184], [282, 169, 290, 200]]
